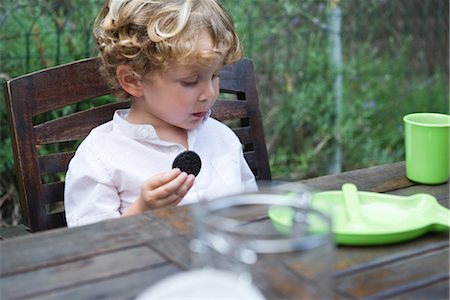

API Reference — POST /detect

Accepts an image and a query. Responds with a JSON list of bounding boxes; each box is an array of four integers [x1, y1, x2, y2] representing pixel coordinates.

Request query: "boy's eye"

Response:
[[181, 80, 198, 86], [180, 72, 220, 87], [180, 75, 199, 86]]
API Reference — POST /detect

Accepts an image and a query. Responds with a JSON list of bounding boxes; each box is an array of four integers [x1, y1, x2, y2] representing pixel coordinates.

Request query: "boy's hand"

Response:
[[123, 169, 195, 216], [140, 168, 195, 209]]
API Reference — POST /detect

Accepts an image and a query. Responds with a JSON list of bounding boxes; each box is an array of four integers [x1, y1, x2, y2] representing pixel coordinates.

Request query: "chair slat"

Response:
[[42, 182, 64, 205], [232, 127, 252, 145], [219, 61, 247, 94], [9, 58, 110, 116], [47, 212, 67, 229], [39, 152, 75, 175], [34, 101, 130, 144], [212, 100, 248, 120]]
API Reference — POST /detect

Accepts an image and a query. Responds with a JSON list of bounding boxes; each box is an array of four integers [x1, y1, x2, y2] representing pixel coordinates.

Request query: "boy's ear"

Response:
[[116, 65, 144, 97]]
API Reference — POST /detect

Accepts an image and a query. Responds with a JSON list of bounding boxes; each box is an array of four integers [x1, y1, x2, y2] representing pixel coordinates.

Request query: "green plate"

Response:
[[269, 184, 450, 246]]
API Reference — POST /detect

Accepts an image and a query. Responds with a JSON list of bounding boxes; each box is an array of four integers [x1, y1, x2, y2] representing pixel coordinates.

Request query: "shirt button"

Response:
[[171, 146, 179, 152]]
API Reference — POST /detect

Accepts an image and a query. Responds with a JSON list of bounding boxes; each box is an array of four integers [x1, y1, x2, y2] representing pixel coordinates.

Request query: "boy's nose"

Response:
[[200, 80, 219, 101]]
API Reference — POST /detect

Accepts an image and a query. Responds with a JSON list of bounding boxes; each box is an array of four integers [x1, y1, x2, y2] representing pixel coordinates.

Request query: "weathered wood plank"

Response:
[[1, 247, 166, 300], [366, 273, 449, 300], [387, 181, 449, 206], [147, 235, 194, 270], [233, 126, 252, 144], [386, 279, 450, 300], [148, 205, 194, 236], [34, 101, 130, 144], [336, 247, 449, 298], [29, 264, 179, 300], [0, 214, 174, 276], [8, 57, 109, 117], [211, 99, 248, 120], [38, 152, 74, 175], [300, 162, 413, 192], [334, 238, 449, 275]]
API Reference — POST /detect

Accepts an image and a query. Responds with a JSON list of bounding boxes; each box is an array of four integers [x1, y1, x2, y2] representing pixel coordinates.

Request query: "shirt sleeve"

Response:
[[239, 148, 258, 193], [64, 142, 121, 227]]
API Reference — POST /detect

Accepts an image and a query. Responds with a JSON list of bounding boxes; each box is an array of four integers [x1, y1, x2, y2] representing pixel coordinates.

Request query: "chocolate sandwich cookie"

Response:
[[172, 150, 202, 176]]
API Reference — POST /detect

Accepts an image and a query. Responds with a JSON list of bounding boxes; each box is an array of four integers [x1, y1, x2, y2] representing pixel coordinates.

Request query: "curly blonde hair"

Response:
[[94, 0, 243, 98]]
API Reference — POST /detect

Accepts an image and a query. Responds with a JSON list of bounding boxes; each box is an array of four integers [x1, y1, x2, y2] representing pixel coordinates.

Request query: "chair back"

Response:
[[4, 57, 270, 232]]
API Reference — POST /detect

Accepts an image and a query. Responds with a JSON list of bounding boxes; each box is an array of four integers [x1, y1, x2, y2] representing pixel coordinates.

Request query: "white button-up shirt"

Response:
[[64, 109, 257, 227]]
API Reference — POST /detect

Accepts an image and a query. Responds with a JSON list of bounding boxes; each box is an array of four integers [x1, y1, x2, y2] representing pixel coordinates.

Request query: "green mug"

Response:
[[404, 113, 450, 184]]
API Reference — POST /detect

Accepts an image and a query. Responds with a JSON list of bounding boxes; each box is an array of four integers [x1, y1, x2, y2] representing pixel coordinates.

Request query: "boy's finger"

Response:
[[151, 172, 190, 198], [166, 174, 195, 205], [145, 168, 181, 190]]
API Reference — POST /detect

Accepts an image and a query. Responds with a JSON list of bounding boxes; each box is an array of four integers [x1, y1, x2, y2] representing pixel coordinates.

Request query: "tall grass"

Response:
[[222, 0, 449, 179]]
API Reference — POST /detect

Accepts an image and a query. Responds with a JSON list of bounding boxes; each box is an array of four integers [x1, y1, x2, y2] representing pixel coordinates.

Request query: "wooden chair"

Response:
[[3, 57, 271, 233]]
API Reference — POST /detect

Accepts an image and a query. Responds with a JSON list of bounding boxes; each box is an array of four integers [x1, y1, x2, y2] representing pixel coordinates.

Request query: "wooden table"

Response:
[[1, 162, 449, 299]]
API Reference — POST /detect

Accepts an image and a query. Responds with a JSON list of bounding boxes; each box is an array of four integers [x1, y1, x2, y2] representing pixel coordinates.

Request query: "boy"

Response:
[[64, 0, 257, 227]]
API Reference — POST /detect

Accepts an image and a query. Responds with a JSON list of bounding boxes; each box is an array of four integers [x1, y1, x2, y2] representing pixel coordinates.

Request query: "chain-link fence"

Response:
[[1, 0, 448, 226]]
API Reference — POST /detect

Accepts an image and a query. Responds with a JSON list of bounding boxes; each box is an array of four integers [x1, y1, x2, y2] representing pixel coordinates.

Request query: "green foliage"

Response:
[[0, 0, 104, 226], [339, 38, 448, 170], [1, 0, 101, 76], [221, 0, 448, 179]]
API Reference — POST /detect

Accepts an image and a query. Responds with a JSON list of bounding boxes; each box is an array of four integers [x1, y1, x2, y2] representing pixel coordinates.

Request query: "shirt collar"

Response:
[[112, 109, 159, 140], [112, 108, 211, 144]]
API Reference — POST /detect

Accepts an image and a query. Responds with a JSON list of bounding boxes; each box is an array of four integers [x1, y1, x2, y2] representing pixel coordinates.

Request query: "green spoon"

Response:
[[342, 183, 364, 227]]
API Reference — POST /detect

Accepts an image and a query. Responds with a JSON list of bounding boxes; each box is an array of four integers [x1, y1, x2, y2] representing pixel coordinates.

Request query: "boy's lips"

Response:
[[192, 111, 207, 118]]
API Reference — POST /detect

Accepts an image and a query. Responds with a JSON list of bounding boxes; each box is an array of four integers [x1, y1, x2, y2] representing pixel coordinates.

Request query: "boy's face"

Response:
[[132, 35, 222, 131]]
